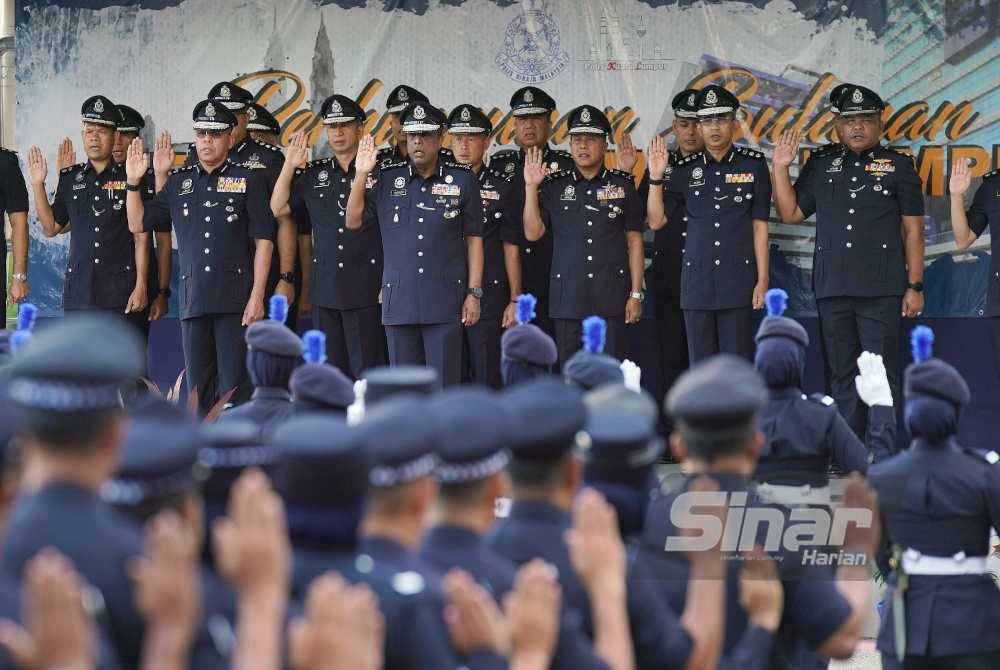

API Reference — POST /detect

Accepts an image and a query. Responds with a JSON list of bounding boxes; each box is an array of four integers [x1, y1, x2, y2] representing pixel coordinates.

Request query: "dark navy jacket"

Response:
[[967, 169, 1000, 316]]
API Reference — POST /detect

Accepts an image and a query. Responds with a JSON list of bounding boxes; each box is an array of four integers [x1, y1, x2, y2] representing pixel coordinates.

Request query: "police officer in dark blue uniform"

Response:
[[634, 89, 702, 411], [648, 85, 771, 363], [3, 314, 147, 668], [948, 159, 1000, 379], [246, 103, 281, 146], [289, 330, 355, 416], [773, 84, 926, 436], [100, 397, 235, 670], [522, 105, 646, 364], [218, 295, 302, 435], [270, 412, 504, 670], [377, 84, 429, 166], [346, 103, 485, 386], [272, 95, 386, 380], [490, 87, 574, 347], [636, 354, 882, 669], [563, 316, 625, 391], [500, 293, 558, 387], [753, 289, 896, 504], [869, 326, 1000, 669], [447, 104, 522, 388], [126, 100, 277, 412], [0, 146, 29, 312], [27, 96, 151, 323]]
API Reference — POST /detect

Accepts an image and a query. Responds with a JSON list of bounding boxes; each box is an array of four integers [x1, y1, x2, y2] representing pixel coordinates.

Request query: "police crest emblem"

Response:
[[205, 103, 216, 117], [220, 85, 231, 99], [413, 106, 426, 120], [495, 0, 569, 84], [852, 89, 863, 103], [580, 108, 591, 123], [460, 107, 471, 122], [705, 90, 718, 105], [94, 98, 105, 113]]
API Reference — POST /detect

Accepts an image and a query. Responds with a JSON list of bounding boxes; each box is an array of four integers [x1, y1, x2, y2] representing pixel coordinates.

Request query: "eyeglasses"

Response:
[[195, 129, 229, 139], [698, 116, 734, 127]]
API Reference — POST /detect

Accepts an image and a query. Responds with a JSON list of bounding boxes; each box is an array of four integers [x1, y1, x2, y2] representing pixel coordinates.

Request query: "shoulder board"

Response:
[[439, 147, 455, 157], [735, 146, 766, 161], [380, 159, 408, 171], [549, 149, 572, 158], [674, 152, 701, 166], [544, 169, 572, 182], [376, 147, 394, 157], [884, 146, 915, 163], [169, 164, 196, 176], [809, 143, 843, 158], [491, 149, 518, 161], [60, 162, 85, 174], [251, 138, 282, 154], [0, 147, 17, 156], [807, 393, 836, 407], [306, 158, 331, 169], [443, 160, 471, 172], [187, 142, 196, 150], [608, 168, 634, 180], [488, 168, 513, 183], [982, 169, 999, 181], [961, 446, 1000, 465]]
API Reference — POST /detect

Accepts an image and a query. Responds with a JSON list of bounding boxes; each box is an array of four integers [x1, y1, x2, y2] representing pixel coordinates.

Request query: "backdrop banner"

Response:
[[10, 0, 999, 319]]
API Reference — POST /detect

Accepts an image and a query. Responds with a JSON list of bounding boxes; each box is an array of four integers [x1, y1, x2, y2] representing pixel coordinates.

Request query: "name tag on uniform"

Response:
[[72, 183, 86, 191], [217, 177, 247, 193], [480, 189, 500, 201], [724, 173, 754, 184], [597, 186, 625, 200], [431, 183, 460, 197]]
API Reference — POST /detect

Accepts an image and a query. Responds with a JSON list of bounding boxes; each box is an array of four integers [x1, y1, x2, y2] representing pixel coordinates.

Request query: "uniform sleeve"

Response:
[[793, 155, 817, 219], [664, 164, 685, 198], [498, 181, 521, 245], [461, 173, 484, 238], [865, 404, 897, 465], [983, 465, 1000, 534], [637, 169, 650, 203], [362, 169, 380, 229], [140, 170, 156, 202], [624, 179, 646, 232], [895, 154, 925, 216], [827, 411, 870, 475], [3, 154, 28, 213], [751, 159, 772, 220], [142, 184, 172, 233], [782, 575, 852, 650], [289, 174, 312, 235], [716, 625, 775, 670], [51, 174, 70, 226], [537, 180, 552, 228], [967, 180, 991, 238], [245, 172, 277, 242]]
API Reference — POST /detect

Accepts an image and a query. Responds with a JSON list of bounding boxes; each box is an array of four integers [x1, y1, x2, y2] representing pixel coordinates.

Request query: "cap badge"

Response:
[[705, 89, 718, 105], [687, 93, 696, 106], [398, 88, 409, 102], [94, 98, 105, 113], [460, 107, 471, 122], [852, 88, 863, 103], [524, 89, 534, 103], [580, 108, 591, 123], [205, 102, 216, 117], [247, 107, 257, 120], [220, 84, 231, 99], [413, 106, 426, 120], [331, 100, 343, 114]]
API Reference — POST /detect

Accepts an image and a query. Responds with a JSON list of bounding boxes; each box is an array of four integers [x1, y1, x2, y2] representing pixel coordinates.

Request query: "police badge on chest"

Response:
[[689, 166, 705, 187]]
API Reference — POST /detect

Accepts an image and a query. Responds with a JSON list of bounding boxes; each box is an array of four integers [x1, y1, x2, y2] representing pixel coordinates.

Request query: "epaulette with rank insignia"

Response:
[[608, 168, 633, 180], [807, 393, 836, 407], [250, 138, 282, 154], [296, 157, 330, 176], [809, 143, 843, 158], [885, 146, 916, 164], [984, 169, 1000, 181], [674, 152, 701, 166], [443, 160, 472, 172], [490, 149, 519, 161], [544, 169, 572, 182], [380, 160, 408, 171], [60, 162, 85, 174], [735, 146, 766, 161], [549, 149, 571, 159], [169, 164, 196, 176]]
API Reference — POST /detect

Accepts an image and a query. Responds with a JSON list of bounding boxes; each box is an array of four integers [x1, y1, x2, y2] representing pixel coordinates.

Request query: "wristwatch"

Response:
[[467, 287, 483, 299], [907, 282, 923, 293], [157, 287, 172, 299], [125, 182, 142, 192], [647, 177, 665, 186], [279, 272, 296, 284], [629, 291, 644, 302], [10, 272, 27, 282]]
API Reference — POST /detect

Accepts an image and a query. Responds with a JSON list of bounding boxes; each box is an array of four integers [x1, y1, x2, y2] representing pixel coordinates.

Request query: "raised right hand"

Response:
[[565, 488, 626, 594], [152, 131, 174, 175], [646, 135, 669, 180], [355, 135, 378, 175], [522, 146, 548, 187], [56, 138, 76, 171], [26, 146, 48, 186], [772, 130, 800, 169], [949, 157, 972, 197], [285, 132, 310, 170], [125, 138, 150, 185]]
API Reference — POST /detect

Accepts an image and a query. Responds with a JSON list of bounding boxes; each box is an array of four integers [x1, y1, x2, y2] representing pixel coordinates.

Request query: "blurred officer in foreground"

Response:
[[772, 84, 925, 436], [500, 293, 557, 387], [289, 330, 355, 416], [869, 326, 1000, 669]]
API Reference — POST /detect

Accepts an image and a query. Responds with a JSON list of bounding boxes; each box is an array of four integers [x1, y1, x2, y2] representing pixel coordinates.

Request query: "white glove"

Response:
[[346, 379, 367, 426], [620, 359, 641, 392], [855, 351, 893, 407]]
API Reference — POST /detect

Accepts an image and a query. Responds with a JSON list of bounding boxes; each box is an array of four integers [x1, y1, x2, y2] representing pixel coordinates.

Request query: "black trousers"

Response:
[[464, 313, 503, 389], [553, 317, 627, 367], [312, 305, 387, 380], [654, 295, 689, 423], [181, 314, 250, 413], [385, 322, 463, 387], [816, 295, 901, 437], [881, 651, 1000, 670], [683, 307, 754, 363]]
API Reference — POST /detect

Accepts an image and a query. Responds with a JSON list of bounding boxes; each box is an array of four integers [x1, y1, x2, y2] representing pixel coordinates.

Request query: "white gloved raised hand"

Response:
[[855, 351, 893, 407], [346, 379, 367, 426], [620, 359, 641, 392]]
